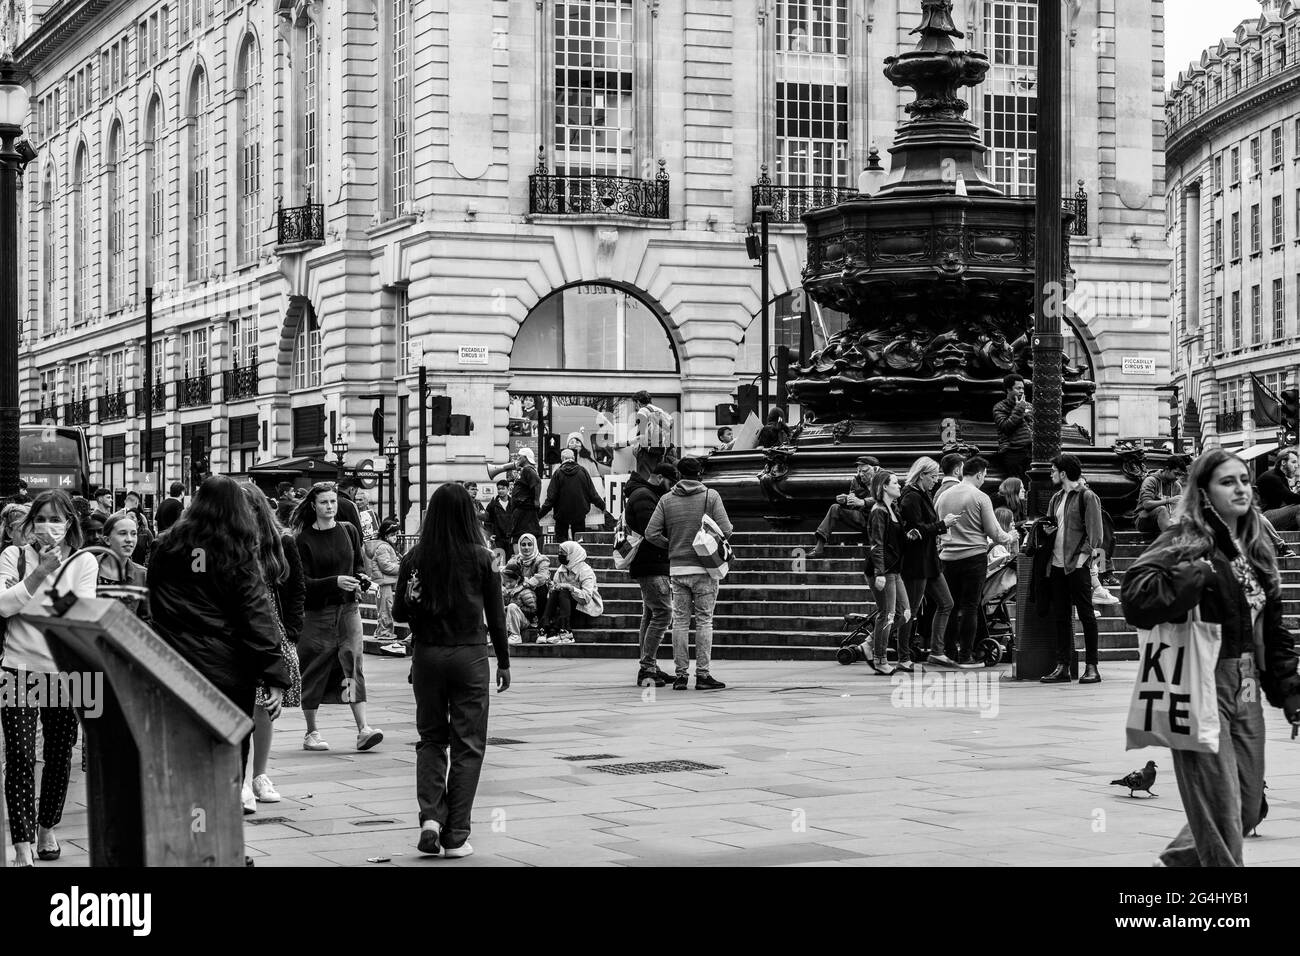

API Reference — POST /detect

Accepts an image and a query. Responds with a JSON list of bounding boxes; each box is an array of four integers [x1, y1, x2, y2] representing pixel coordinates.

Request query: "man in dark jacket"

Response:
[[626, 462, 678, 688], [1039, 454, 1105, 685], [485, 479, 512, 553], [992, 374, 1033, 481], [1258, 448, 1300, 530], [540, 450, 606, 543], [810, 456, 878, 558], [508, 447, 543, 547], [335, 477, 365, 536]]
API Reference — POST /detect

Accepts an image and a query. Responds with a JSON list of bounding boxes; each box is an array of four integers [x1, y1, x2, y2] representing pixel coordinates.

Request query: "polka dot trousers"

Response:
[[1, 674, 78, 846]]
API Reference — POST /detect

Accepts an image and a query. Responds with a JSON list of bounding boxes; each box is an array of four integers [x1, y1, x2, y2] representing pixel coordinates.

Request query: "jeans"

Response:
[[670, 573, 719, 678], [1160, 655, 1265, 867], [1264, 504, 1300, 532], [815, 504, 868, 543], [900, 574, 954, 657], [867, 573, 909, 663], [1049, 564, 1099, 667], [942, 554, 988, 661], [374, 584, 396, 642], [1136, 506, 1176, 534], [412, 643, 491, 850], [635, 575, 673, 667]]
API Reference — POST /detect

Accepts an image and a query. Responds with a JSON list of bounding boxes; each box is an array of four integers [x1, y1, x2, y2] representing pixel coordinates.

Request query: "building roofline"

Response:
[[12, 0, 115, 77]]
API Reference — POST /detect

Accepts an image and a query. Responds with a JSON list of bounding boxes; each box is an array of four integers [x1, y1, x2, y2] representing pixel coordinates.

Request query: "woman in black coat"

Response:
[[897, 457, 958, 666], [1121, 448, 1300, 867], [147, 476, 290, 769]]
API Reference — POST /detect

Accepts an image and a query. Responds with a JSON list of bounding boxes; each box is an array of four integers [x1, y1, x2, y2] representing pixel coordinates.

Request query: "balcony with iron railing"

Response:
[[134, 380, 167, 414], [529, 151, 670, 219], [276, 190, 325, 247], [751, 166, 859, 223], [1216, 410, 1246, 432], [32, 404, 58, 425], [97, 388, 129, 422], [222, 364, 258, 401], [64, 395, 91, 426], [177, 368, 213, 409]]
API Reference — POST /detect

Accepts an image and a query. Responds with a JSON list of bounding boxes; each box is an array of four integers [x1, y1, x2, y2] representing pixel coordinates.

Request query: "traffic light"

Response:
[[736, 384, 759, 422], [1282, 388, 1299, 446], [745, 225, 762, 262], [428, 395, 452, 436]]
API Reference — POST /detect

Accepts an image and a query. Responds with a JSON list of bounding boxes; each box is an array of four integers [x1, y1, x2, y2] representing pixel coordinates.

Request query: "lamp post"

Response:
[[756, 204, 773, 422], [385, 437, 398, 521], [332, 438, 348, 472], [0, 61, 27, 499]]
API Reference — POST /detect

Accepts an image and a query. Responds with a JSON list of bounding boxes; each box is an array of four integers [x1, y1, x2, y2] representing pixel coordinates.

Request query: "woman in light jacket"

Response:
[[538, 540, 601, 644], [0, 489, 100, 866], [1121, 448, 1300, 867]]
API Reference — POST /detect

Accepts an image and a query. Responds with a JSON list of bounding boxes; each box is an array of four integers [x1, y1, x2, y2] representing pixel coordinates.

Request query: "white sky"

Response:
[[1164, 0, 1275, 85]]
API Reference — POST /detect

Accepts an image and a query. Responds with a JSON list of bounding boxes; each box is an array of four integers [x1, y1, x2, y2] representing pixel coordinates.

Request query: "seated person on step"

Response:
[[810, 456, 879, 558], [537, 541, 602, 645]]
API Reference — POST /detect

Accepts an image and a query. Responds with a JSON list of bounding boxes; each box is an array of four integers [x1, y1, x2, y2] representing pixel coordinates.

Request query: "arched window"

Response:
[[511, 283, 678, 372], [188, 69, 210, 282], [41, 166, 57, 334], [72, 145, 88, 323], [145, 97, 165, 287], [291, 314, 321, 390], [237, 37, 262, 264], [106, 123, 127, 310], [300, 15, 320, 202]]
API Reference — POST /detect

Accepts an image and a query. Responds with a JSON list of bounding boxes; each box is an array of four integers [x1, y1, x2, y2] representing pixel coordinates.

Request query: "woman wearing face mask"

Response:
[[0, 489, 99, 866], [538, 540, 601, 645], [97, 512, 149, 621], [291, 482, 382, 753], [864, 470, 911, 675], [1122, 448, 1300, 866]]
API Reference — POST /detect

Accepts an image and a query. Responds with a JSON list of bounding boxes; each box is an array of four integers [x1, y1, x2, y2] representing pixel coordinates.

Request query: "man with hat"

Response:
[[1135, 454, 1187, 534], [809, 456, 878, 558], [507, 447, 542, 547]]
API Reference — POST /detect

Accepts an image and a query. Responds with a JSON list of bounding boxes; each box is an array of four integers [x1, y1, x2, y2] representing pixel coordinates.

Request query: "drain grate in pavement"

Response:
[[590, 760, 722, 775], [558, 754, 620, 761], [351, 818, 400, 827], [245, 816, 292, 826], [487, 737, 527, 746]]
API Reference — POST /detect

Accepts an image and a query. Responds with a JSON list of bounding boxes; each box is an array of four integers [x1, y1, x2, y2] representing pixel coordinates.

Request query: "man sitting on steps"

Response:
[[810, 456, 879, 558]]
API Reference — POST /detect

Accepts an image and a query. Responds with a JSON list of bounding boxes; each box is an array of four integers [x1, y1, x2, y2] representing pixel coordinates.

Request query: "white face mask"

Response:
[[35, 518, 67, 548]]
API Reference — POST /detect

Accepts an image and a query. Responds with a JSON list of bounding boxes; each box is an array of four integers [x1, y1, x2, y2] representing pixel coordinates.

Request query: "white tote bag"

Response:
[[1125, 607, 1222, 754], [611, 514, 643, 572]]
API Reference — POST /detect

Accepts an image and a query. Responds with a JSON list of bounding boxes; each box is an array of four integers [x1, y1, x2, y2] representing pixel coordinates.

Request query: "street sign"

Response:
[[135, 473, 157, 494], [1122, 356, 1156, 375], [345, 462, 381, 488], [458, 345, 489, 365]]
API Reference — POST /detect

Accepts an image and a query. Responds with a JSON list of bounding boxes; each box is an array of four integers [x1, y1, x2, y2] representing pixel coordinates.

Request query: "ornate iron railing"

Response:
[[134, 381, 167, 414], [177, 373, 212, 409], [752, 166, 858, 222], [276, 192, 325, 245], [529, 153, 670, 219], [1215, 410, 1245, 432], [97, 390, 128, 422], [32, 404, 58, 425], [64, 398, 91, 425], [1062, 181, 1088, 236], [222, 365, 258, 401]]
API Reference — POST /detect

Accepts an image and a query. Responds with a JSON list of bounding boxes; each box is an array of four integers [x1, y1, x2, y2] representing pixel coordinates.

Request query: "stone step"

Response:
[[507, 642, 1141, 663]]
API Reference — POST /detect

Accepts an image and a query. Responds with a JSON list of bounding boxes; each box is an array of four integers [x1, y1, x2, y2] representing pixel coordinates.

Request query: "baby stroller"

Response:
[[837, 554, 1017, 667]]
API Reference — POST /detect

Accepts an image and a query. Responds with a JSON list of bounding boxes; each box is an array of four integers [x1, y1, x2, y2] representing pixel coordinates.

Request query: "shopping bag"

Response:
[[1125, 607, 1222, 753], [692, 512, 733, 580], [612, 514, 643, 571]]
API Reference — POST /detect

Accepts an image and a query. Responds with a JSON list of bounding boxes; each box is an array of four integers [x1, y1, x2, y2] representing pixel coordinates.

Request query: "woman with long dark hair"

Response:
[[291, 482, 382, 753], [1122, 448, 1300, 866], [241, 484, 304, 810], [393, 482, 511, 860], [996, 477, 1026, 528], [0, 490, 100, 865], [148, 477, 290, 776], [865, 469, 911, 675]]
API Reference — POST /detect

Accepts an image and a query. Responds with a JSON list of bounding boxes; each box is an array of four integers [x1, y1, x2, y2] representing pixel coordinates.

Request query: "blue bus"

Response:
[[19, 425, 92, 498]]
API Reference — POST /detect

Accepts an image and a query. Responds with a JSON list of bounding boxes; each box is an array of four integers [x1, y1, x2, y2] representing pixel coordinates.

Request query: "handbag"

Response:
[[692, 491, 733, 580], [612, 512, 643, 571], [1124, 606, 1222, 753]]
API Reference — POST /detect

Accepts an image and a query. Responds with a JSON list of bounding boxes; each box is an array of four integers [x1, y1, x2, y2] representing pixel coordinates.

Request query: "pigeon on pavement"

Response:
[[1110, 760, 1158, 798]]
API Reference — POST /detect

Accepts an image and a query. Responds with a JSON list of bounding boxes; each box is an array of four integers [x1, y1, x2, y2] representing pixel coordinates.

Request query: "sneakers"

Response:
[[637, 666, 667, 688], [894, 660, 915, 674], [417, 822, 442, 856], [550, 631, 575, 645], [251, 774, 281, 803], [1099, 571, 1121, 587], [241, 785, 256, 815], [866, 659, 895, 675], [695, 674, 726, 690], [1092, 585, 1119, 605], [535, 634, 552, 645], [926, 654, 956, 667], [672, 676, 689, 691], [442, 841, 474, 859], [303, 731, 331, 752], [507, 634, 522, 645], [356, 727, 384, 752]]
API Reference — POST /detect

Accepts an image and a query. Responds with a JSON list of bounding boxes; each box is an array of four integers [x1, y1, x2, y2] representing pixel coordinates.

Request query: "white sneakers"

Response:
[[303, 731, 331, 752], [549, 631, 575, 645], [356, 727, 384, 751], [507, 634, 522, 645], [1092, 585, 1120, 605], [241, 785, 256, 815], [442, 841, 474, 859], [252, 774, 281, 803]]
